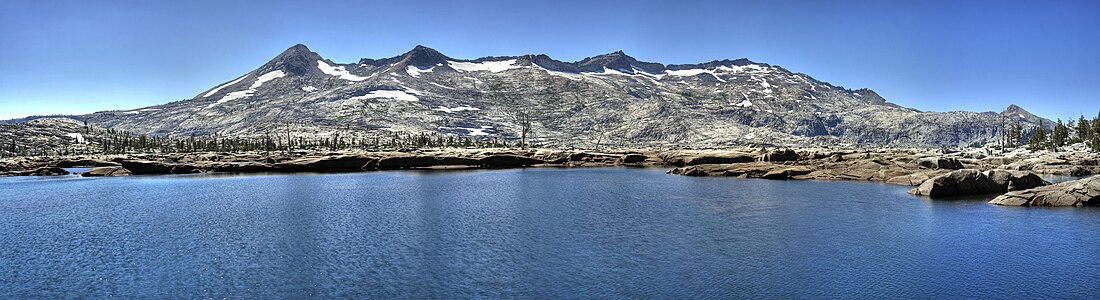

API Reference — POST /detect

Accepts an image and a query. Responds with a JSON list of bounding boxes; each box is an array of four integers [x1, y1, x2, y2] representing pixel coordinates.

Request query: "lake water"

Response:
[[2, 168, 1099, 298]]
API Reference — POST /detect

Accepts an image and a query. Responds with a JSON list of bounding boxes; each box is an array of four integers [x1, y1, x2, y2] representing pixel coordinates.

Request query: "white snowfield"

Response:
[[433, 106, 481, 113], [664, 68, 724, 82], [250, 70, 285, 89], [122, 108, 160, 115], [203, 75, 249, 98], [406, 65, 435, 77], [429, 82, 455, 89], [736, 99, 754, 107], [65, 133, 86, 144], [581, 66, 670, 81], [301, 86, 318, 92], [634, 64, 769, 82], [460, 126, 492, 136], [208, 70, 286, 108], [350, 90, 419, 101], [448, 60, 520, 73], [317, 60, 368, 81]]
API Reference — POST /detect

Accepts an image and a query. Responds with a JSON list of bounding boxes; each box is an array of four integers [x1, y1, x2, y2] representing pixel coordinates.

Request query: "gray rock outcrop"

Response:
[[908, 169, 1048, 197], [990, 176, 1100, 206], [81, 166, 132, 177]]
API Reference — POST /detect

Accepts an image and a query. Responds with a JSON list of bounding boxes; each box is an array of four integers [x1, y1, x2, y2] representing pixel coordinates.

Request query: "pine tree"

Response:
[[1028, 121, 1047, 152], [1077, 115, 1091, 143], [1051, 119, 1068, 150], [1092, 111, 1100, 152], [1010, 121, 1023, 148]]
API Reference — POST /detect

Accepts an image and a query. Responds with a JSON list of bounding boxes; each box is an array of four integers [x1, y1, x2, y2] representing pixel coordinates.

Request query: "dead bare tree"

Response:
[[515, 110, 531, 149]]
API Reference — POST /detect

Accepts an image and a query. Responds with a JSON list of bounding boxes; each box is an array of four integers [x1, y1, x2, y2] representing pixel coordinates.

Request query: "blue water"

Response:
[[2, 168, 1099, 299]]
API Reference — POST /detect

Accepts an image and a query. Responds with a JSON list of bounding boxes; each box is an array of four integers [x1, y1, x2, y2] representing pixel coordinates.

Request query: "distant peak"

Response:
[[1001, 104, 1053, 125], [594, 50, 632, 59], [257, 43, 325, 76], [1002, 104, 1032, 115], [400, 45, 451, 67], [278, 43, 313, 56], [406, 45, 444, 54], [576, 50, 664, 74]]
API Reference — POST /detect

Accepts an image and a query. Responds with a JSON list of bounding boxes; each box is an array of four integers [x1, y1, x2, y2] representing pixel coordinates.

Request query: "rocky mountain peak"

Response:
[[400, 45, 452, 67], [1004, 104, 1026, 113], [577, 50, 664, 74], [1002, 104, 1053, 126], [256, 43, 326, 76], [1003, 104, 1035, 117]]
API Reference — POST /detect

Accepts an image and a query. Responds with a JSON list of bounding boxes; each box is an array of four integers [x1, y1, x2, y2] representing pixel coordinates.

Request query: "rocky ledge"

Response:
[[668, 147, 1098, 198], [81, 166, 133, 177], [0, 148, 668, 176], [907, 169, 1048, 197], [989, 176, 1100, 206]]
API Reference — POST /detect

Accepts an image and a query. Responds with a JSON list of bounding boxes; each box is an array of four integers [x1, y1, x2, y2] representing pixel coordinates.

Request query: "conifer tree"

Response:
[[1051, 119, 1069, 150], [1076, 115, 1090, 143], [1010, 121, 1023, 148], [1028, 121, 1047, 151]]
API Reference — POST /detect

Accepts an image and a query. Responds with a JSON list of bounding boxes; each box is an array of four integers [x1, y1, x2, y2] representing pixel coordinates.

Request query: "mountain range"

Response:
[[4, 44, 1053, 148]]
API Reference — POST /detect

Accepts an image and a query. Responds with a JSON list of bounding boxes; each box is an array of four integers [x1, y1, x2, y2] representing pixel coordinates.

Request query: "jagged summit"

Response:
[[358, 45, 453, 68], [1004, 104, 1028, 114], [1002, 104, 1052, 125], [1003, 104, 1037, 118], [399, 45, 452, 67], [668, 58, 758, 70], [575, 50, 664, 74], [256, 44, 327, 76]]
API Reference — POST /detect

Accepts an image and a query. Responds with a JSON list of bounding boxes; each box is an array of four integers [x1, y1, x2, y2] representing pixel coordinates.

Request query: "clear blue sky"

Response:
[[1, 0, 1098, 120]]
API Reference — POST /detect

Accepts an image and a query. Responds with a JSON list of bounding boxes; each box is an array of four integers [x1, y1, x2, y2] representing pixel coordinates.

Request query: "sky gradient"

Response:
[[1, 0, 1098, 120]]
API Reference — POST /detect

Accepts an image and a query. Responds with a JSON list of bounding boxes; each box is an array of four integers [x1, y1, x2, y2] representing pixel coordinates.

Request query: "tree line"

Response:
[[0, 125, 526, 158], [1009, 111, 1100, 152]]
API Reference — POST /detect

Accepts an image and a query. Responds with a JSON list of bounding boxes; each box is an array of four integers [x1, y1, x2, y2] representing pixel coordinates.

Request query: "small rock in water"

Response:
[[81, 166, 133, 177]]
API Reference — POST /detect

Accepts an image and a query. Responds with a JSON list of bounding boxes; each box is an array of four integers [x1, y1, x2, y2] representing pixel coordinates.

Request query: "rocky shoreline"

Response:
[[2, 147, 1098, 206], [0, 148, 669, 176]]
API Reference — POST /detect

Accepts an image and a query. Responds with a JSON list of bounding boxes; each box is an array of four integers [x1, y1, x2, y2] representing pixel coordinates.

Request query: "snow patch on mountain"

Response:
[[434, 106, 481, 113], [665, 68, 725, 82], [302, 86, 318, 92], [210, 91, 252, 108], [66, 133, 86, 143], [251, 70, 285, 89], [406, 65, 434, 77], [449, 60, 520, 73], [206, 70, 286, 108], [724, 64, 768, 73], [582, 67, 630, 76], [460, 126, 492, 136], [122, 108, 160, 115], [665, 69, 710, 77], [317, 60, 367, 81], [203, 75, 248, 97], [429, 82, 455, 89], [350, 90, 419, 101]]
